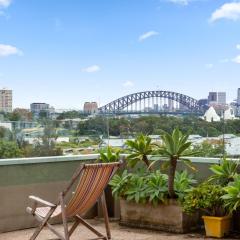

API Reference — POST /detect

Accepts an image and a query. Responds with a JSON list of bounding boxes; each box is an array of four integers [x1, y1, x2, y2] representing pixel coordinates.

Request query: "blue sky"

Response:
[[0, 0, 240, 109]]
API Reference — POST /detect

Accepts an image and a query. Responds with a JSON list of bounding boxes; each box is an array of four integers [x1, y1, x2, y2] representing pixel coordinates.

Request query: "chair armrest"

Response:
[[29, 196, 56, 207]]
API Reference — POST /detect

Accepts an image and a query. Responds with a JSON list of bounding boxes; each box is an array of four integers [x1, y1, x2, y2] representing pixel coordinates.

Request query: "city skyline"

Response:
[[1, 0, 240, 108]]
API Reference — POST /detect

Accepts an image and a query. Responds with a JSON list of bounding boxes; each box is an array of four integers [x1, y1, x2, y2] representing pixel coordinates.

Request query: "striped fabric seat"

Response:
[[66, 163, 116, 217], [27, 161, 121, 240]]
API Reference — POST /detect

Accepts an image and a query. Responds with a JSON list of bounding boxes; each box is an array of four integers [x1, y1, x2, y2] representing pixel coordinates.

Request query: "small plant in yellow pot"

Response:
[[182, 182, 231, 238]]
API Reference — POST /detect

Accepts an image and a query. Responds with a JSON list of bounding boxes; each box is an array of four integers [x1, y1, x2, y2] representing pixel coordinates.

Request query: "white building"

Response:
[[224, 107, 235, 120], [203, 106, 221, 122]]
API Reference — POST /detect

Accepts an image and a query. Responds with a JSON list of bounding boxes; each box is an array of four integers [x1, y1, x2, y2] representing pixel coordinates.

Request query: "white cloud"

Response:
[[168, 0, 190, 5], [205, 63, 213, 69], [237, 44, 240, 50], [139, 31, 159, 42], [219, 58, 230, 63], [0, 0, 11, 8], [81, 65, 101, 73], [210, 2, 240, 22], [123, 81, 134, 88], [232, 55, 240, 64], [0, 44, 22, 57]]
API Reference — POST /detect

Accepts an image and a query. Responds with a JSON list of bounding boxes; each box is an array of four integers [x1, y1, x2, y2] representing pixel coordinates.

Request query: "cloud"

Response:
[[219, 58, 230, 63], [0, 0, 11, 8], [81, 65, 101, 73], [205, 63, 213, 69], [232, 55, 240, 64], [168, 0, 190, 5], [0, 44, 22, 57], [237, 44, 240, 50], [139, 31, 159, 42], [123, 81, 134, 88], [210, 2, 240, 22]]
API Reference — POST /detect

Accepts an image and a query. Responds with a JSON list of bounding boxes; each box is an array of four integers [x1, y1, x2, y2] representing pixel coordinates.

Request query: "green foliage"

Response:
[[208, 159, 238, 186], [182, 182, 227, 216], [57, 110, 85, 120], [27, 141, 63, 157], [126, 134, 153, 169], [99, 146, 120, 162], [188, 140, 224, 157], [156, 128, 194, 160], [74, 115, 240, 140], [109, 170, 132, 198], [174, 170, 197, 201], [0, 127, 13, 141], [222, 175, 240, 213], [145, 171, 168, 206], [153, 128, 197, 198], [110, 170, 196, 206], [124, 174, 147, 204], [0, 141, 23, 158]]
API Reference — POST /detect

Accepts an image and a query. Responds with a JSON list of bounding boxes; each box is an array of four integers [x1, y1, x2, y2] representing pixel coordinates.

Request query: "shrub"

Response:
[[110, 170, 196, 206], [182, 182, 227, 217], [0, 141, 23, 158], [222, 175, 240, 213]]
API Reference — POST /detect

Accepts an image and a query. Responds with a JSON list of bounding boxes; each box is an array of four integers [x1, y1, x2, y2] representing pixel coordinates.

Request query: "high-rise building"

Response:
[[0, 89, 12, 112], [83, 102, 98, 114], [208, 92, 226, 105], [217, 92, 226, 105], [237, 88, 240, 105], [208, 92, 217, 105]]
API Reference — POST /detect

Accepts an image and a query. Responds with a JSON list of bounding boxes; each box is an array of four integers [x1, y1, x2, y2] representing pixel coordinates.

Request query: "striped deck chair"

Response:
[[26, 162, 121, 240]]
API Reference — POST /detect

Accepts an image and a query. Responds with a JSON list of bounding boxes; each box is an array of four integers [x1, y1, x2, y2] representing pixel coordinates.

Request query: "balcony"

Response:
[[0, 154, 237, 239]]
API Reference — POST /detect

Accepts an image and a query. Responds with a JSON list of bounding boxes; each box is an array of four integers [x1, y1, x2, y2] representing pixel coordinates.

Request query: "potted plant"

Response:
[[110, 169, 199, 232], [222, 175, 240, 232], [182, 182, 231, 238], [98, 146, 121, 218], [109, 129, 200, 233]]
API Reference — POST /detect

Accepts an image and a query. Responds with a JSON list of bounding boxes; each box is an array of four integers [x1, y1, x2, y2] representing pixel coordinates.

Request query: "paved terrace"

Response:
[[0, 155, 240, 240], [1, 219, 239, 240]]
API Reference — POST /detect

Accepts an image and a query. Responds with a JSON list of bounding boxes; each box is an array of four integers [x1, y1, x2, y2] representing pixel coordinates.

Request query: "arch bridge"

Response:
[[98, 90, 203, 114]]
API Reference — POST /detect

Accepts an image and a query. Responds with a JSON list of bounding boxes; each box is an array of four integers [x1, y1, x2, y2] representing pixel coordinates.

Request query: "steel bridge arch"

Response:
[[98, 90, 201, 113]]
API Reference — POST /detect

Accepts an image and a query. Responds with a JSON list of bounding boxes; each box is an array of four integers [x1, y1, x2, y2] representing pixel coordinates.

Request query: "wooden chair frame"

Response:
[[26, 162, 121, 240]]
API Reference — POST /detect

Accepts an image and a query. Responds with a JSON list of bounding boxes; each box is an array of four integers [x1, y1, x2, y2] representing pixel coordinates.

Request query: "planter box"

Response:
[[202, 215, 231, 238], [120, 199, 199, 233]]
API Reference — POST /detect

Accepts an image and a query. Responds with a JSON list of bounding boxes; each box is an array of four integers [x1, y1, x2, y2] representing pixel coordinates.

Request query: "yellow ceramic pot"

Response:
[[202, 215, 232, 238]]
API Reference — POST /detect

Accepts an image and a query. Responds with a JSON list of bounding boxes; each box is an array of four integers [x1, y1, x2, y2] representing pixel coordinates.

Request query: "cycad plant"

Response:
[[125, 134, 153, 169], [145, 171, 168, 206], [174, 170, 197, 201], [153, 128, 198, 198], [208, 158, 238, 186]]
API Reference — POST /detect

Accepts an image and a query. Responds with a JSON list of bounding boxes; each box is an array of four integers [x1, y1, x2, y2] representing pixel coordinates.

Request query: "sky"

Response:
[[0, 0, 240, 109]]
